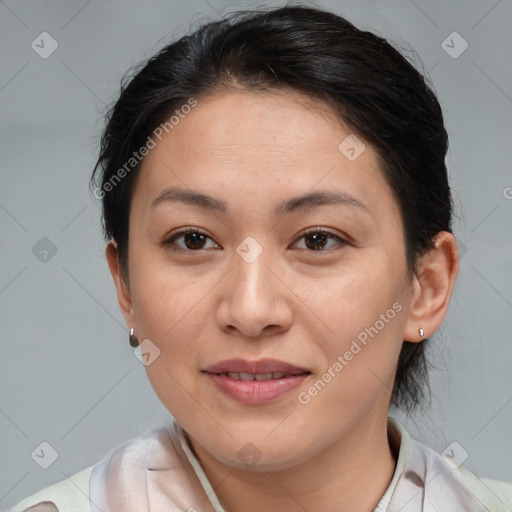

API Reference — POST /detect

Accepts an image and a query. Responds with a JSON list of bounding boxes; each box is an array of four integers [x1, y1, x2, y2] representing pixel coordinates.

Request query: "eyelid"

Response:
[[296, 226, 345, 239], [163, 226, 216, 247]]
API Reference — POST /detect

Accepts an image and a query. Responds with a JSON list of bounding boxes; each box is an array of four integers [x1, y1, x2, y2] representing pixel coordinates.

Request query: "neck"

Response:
[[186, 410, 399, 512]]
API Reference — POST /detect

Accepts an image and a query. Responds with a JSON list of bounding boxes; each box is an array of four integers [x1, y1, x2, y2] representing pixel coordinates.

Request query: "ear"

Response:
[[403, 231, 460, 342], [105, 240, 136, 328]]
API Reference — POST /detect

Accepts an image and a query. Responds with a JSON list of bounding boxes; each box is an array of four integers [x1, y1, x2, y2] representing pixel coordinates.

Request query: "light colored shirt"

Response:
[[8, 416, 512, 512]]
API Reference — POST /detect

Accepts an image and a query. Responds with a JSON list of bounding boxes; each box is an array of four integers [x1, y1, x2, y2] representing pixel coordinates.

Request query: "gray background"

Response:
[[1, 0, 511, 509]]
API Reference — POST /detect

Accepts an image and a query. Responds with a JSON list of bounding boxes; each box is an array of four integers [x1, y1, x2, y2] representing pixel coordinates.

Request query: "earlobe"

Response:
[[105, 240, 135, 326], [403, 231, 460, 342]]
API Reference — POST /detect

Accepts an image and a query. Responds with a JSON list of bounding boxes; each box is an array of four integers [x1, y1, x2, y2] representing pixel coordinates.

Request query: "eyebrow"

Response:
[[150, 186, 371, 216]]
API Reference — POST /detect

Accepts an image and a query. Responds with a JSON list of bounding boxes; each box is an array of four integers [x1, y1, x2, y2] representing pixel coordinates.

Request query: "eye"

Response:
[[162, 227, 220, 251], [292, 227, 347, 251], [162, 227, 348, 252]]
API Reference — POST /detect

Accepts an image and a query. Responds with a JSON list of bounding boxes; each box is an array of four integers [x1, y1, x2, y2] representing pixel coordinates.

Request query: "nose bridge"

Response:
[[218, 235, 292, 337], [233, 235, 275, 303]]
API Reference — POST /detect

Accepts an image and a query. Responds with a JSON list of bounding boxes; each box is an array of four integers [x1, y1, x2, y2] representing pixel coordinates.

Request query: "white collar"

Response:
[[88, 415, 496, 511]]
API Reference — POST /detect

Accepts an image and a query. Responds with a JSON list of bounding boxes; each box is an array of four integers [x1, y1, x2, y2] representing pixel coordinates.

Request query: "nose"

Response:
[[215, 245, 293, 339]]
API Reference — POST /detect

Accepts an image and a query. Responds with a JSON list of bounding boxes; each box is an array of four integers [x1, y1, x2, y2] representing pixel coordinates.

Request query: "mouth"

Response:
[[212, 371, 310, 381], [202, 358, 311, 404], [203, 357, 310, 376]]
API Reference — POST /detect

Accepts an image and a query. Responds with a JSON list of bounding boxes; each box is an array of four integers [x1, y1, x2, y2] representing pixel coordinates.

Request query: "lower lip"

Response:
[[205, 372, 310, 405]]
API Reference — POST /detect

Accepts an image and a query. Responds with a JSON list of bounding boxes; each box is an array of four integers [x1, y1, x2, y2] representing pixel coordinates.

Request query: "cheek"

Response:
[[299, 286, 405, 424], [129, 263, 213, 386], [298, 258, 406, 400], [131, 255, 205, 333], [295, 257, 403, 339], [135, 285, 210, 420]]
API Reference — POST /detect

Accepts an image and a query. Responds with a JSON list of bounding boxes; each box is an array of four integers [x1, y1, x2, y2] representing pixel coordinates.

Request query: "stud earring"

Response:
[[419, 328, 424, 338], [129, 327, 139, 347]]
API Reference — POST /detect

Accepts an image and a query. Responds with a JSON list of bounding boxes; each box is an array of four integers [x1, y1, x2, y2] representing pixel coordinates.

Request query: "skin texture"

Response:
[[106, 88, 460, 512]]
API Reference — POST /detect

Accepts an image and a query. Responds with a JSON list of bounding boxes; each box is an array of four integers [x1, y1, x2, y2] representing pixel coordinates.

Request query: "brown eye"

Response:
[[163, 228, 219, 251], [293, 228, 347, 251], [162, 227, 347, 252]]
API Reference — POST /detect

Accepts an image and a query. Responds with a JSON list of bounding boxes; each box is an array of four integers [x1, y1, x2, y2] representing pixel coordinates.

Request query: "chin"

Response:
[[206, 436, 312, 473]]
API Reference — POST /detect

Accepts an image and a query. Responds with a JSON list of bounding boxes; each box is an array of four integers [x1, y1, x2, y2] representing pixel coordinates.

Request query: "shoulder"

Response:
[[7, 466, 93, 512], [458, 465, 512, 511], [7, 425, 178, 512], [481, 476, 512, 502], [392, 417, 512, 511]]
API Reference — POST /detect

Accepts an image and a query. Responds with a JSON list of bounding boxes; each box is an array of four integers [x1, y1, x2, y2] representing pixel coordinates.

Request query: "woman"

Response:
[[9, 4, 512, 512]]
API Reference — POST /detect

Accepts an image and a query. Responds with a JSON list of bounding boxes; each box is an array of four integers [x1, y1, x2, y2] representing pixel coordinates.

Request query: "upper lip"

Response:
[[203, 358, 310, 375]]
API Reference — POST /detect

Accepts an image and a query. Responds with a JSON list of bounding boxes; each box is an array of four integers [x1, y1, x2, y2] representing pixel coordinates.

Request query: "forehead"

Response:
[[155, 88, 358, 161], [131, 89, 397, 222]]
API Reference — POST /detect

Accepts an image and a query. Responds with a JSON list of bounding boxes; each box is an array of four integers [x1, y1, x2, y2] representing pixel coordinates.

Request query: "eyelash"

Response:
[[162, 227, 348, 252]]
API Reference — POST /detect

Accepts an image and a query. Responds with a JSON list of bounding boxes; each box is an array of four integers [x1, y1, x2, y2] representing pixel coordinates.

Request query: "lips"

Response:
[[202, 358, 311, 404], [217, 371, 294, 381], [203, 358, 310, 377]]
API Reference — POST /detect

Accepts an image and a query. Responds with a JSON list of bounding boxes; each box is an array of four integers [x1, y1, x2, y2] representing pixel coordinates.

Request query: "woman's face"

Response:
[[114, 89, 419, 470]]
